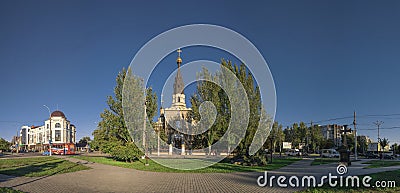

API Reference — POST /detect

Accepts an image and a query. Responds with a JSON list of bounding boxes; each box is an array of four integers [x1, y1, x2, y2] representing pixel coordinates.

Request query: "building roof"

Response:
[[51, 110, 66, 118]]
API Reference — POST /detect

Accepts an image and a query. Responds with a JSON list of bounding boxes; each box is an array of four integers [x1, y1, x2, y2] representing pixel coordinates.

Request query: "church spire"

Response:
[[176, 48, 182, 67], [174, 49, 184, 94]]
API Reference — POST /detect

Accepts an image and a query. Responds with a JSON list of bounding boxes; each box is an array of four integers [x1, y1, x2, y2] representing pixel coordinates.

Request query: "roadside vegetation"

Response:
[[72, 155, 300, 173], [0, 157, 90, 177], [363, 160, 400, 169]]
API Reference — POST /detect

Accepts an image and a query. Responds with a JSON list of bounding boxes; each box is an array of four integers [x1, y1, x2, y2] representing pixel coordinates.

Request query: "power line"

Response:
[[312, 116, 354, 124], [358, 113, 400, 118]]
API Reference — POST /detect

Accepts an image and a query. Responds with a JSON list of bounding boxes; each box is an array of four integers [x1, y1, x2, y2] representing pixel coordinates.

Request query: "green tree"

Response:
[[310, 124, 324, 153], [0, 138, 10, 152], [92, 68, 157, 162], [78, 136, 91, 144], [267, 122, 284, 153], [379, 138, 389, 152], [190, 60, 271, 165]]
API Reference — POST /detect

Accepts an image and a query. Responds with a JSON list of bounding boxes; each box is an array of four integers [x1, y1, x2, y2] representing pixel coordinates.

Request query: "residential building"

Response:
[[19, 110, 76, 152], [319, 124, 353, 148]]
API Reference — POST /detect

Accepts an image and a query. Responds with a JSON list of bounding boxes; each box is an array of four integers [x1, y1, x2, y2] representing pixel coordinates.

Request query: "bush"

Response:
[[243, 150, 268, 166], [110, 143, 143, 162]]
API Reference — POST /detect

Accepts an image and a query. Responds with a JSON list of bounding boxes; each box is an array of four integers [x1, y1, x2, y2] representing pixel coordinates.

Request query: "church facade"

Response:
[[156, 49, 193, 155]]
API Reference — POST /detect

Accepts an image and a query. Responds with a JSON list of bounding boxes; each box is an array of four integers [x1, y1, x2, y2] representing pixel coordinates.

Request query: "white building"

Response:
[[19, 110, 76, 151]]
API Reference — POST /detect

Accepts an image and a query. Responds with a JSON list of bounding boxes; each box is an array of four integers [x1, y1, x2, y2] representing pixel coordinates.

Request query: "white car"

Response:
[[321, 149, 340, 158], [286, 149, 302, 156]]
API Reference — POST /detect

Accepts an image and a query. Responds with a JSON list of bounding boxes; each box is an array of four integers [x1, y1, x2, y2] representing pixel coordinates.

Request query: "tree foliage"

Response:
[[92, 68, 157, 161], [379, 138, 389, 152], [78, 136, 91, 144], [0, 138, 10, 151], [189, 59, 271, 164]]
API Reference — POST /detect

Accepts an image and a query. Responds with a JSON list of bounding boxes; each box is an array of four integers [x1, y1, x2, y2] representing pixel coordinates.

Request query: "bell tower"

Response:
[[171, 48, 186, 109]]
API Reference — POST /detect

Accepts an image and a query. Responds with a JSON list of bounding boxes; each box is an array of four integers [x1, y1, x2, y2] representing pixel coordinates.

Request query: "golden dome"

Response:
[[176, 57, 182, 64]]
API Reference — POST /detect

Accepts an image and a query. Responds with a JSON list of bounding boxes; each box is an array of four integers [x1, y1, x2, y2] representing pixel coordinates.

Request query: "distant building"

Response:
[[19, 110, 76, 152], [368, 142, 390, 152], [319, 124, 353, 148]]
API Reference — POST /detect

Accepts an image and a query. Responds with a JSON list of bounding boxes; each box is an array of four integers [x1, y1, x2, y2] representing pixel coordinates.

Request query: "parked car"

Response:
[[365, 152, 379, 159], [321, 149, 340, 158], [285, 149, 302, 156], [383, 154, 394, 160], [42, 151, 50, 156]]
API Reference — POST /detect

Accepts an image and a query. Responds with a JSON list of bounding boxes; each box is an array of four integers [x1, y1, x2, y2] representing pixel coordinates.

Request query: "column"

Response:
[[181, 144, 185, 155], [169, 144, 173, 155]]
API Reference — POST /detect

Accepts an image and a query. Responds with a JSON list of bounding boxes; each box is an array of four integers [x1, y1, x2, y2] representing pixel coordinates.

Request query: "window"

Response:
[[55, 123, 61, 128], [55, 130, 61, 141], [47, 124, 49, 129]]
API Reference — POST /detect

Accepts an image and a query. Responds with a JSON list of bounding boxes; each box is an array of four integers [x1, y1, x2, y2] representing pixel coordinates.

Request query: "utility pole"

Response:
[[308, 121, 312, 154], [353, 111, 357, 160], [143, 102, 147, 156], [373, 121, 383, 153], [16, 128, 19, 153], [44, 105, 52, 156]]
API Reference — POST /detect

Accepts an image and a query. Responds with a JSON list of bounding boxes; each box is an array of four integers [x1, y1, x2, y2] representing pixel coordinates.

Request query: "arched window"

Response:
[[55, 123, 61, 128]]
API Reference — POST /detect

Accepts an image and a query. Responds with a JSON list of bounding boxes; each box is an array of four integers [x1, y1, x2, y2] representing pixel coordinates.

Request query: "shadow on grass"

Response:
[[0, 160, 63, 177], [0, 159, 86, 188]]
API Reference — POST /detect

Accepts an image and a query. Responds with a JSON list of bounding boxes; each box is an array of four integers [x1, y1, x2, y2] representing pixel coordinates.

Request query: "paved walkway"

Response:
[[0, 157, 399, 193]]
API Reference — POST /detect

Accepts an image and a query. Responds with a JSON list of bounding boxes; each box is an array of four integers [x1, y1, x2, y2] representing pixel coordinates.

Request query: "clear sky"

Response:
[[1, 0, 400, 145]]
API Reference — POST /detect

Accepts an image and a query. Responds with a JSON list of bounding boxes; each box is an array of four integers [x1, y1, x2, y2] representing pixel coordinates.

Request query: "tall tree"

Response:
[[92, 68, 157, 162], [190, 59, 271, 164]]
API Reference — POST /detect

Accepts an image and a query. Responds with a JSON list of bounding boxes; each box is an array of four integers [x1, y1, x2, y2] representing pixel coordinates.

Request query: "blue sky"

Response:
[[1, 0, 400, 144]]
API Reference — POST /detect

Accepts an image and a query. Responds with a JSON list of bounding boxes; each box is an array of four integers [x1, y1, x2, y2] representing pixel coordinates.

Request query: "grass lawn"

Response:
[[0, 187, 24, 193], [71, 155, 300, 173], [0, 157, 90, 177], [311, 158, 339, 166], [298, 169, 400, 193], [363, 160, 400, 169]]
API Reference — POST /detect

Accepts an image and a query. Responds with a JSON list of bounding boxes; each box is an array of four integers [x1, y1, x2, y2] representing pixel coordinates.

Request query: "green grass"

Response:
[[311, 158, 339, 166], [298, 169, 400, 193], [363, 160, 400, 169], [0, 187, 24, 193], [71, 155, 300, 173], [0, 157, 56, 169], [0, 157, 90, 177]]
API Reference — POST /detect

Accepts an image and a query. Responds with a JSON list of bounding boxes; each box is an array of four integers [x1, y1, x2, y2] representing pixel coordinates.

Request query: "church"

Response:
[[156, 49, 193, 155]]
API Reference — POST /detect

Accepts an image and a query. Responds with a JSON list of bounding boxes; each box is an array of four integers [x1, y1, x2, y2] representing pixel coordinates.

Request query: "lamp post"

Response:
[[269, 135, 275, 164], [43, 105, 52, 156], [155, 122, 160, 156]]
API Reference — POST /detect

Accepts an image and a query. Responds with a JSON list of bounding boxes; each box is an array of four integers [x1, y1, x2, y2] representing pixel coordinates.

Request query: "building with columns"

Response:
[[19, 110, 76, 152]]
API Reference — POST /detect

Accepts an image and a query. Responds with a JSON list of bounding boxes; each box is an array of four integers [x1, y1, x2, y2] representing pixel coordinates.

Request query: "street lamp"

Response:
[[269, 135, 275, 164], [43, 105, 52, 156]]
